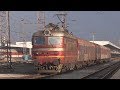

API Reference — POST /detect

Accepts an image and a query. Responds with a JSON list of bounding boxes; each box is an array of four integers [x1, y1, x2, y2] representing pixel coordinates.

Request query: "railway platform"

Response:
[[110, 69, 120, 79], [0, 59, 119, 79]]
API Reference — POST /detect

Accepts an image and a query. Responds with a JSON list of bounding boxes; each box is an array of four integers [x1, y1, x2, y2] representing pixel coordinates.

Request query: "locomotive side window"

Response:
[[34, 37, 45, 45], [48, 37, 62, 45]]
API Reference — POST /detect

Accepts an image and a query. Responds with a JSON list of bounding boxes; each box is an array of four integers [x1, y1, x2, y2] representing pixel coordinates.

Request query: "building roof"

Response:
[[0, 42, 32, 48], [90, 41, 120, 50]]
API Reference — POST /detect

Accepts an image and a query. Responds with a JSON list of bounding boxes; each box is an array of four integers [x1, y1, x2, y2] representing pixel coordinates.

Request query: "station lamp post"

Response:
[[91, 32, 96, 43]]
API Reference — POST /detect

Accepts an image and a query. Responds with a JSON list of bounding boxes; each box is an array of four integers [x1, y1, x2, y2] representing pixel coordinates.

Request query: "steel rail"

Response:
[[81, 61, 120, 79]]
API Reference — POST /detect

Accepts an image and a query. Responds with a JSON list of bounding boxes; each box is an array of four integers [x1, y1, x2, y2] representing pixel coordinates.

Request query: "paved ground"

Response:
[[111, 69, 120, 79], [0, 59, 36, 79], [0, 58, 119, 79], [46, 60, 118, 79]]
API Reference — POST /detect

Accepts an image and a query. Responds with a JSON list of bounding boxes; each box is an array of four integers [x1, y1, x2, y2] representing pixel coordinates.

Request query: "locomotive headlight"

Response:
[[39, 52, 42, 54], [36, 52, 39, 55], [44, 30, 49, 34], [44, 30, 51, 36], [35, 52, 44, 55]]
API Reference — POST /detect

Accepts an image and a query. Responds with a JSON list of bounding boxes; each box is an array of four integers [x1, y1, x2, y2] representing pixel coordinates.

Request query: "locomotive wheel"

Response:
[[56, 64, 63, 73], [70, 64, 75, 70], [74, 65, 77, 70], [75, 63, 82, 69], [66, 64, 70, 70], [61, 65, 68, 72], [75, 64, 79, 69]]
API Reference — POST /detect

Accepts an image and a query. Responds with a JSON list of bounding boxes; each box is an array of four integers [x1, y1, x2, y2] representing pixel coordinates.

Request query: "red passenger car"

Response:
[[32, 23, 111, 73], [100, 45, 111, 61]]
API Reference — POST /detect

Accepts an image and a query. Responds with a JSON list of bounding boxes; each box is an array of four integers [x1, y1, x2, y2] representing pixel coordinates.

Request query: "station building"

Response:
[[0, 42, 32, 58], [90, 41, 120, 58]]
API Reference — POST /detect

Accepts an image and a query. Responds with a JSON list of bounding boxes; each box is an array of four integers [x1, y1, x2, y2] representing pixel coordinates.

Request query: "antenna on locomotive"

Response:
[[56, 11, 67, 31], [36, 11, 45, 31]]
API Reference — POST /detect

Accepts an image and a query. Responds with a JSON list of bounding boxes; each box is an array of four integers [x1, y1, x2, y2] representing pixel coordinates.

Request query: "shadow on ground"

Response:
[[0, 61, 36, 75]]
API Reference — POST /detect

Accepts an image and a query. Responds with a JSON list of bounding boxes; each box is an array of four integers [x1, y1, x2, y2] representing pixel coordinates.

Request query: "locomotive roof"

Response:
[[32, 23, 76, 39], [32, 23, 110, 51]]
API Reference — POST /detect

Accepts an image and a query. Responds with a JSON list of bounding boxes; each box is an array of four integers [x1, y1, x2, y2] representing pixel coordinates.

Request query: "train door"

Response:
[[79, 45, 84, 61], [95, 45, 101, 61], [63, 37, 67, 63]]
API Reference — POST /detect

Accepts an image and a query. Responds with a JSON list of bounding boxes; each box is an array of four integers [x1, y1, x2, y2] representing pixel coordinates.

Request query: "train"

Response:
[[32, 23, 111, 73]]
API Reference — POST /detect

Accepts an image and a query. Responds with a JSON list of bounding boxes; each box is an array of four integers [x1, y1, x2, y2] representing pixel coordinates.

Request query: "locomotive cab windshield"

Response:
[[34, 37, 45, 45], [33, 36, 63, 46], [48, 37, 63, 45]]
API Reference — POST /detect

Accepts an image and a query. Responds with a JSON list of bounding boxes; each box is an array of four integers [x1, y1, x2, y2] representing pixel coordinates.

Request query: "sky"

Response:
[[9, 11, 120, 46]]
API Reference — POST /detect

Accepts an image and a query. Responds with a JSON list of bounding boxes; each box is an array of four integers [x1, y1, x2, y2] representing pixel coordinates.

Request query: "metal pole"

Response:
[[119, 40, 120, 47], [8, 11, 12, 68], [36, 11, 45, 31], [21, 19, 27, 55], [93, 34, 94, 43], [6, 11, 12, 68], [91, 32, 96, 43]]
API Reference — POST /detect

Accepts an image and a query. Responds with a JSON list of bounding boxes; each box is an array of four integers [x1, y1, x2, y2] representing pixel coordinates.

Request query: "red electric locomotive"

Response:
[[32, 23, 111, 73]]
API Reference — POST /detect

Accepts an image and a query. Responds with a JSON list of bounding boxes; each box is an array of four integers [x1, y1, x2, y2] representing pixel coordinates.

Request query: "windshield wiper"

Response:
[[49, 40, 54, 48]]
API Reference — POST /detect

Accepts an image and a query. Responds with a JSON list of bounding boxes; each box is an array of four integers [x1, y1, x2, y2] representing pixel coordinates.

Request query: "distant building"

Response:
[[0, 41, 32, 58], [90, 41, 120, 57]]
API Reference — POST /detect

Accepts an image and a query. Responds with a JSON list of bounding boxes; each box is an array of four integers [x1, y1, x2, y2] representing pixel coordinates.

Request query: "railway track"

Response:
[[17, 59, 120, 79], [81, 61, 120, 79], [39, 60, 120, 79], [39, 60, 117, 79], [0, 58, 120, 79]]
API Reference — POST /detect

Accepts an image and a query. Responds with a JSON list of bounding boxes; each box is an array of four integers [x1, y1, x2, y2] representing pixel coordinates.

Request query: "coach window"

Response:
[[34, 37, 45, 45]]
